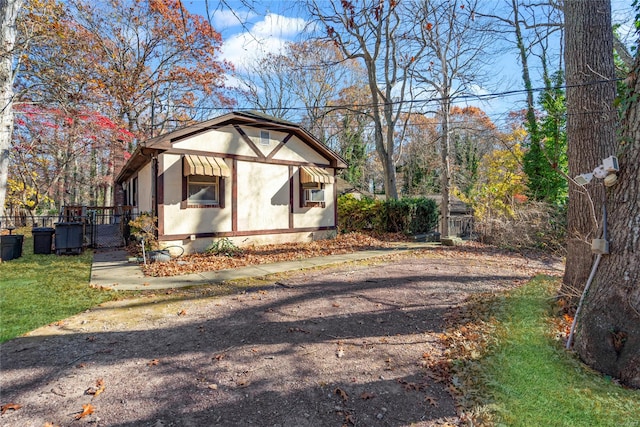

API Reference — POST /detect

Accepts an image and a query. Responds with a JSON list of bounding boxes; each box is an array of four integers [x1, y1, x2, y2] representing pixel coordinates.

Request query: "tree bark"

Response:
[[0, 0, 24, 224], [574, 56, 640, 388], [562, 0, 616, 299], [440, 98, 451, 237]]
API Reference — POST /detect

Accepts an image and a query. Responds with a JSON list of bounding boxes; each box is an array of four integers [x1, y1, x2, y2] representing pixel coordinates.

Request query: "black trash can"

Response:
[[33, 227, 55, 254], [1, 234, 24, 261], [55, 222, 84, 255]]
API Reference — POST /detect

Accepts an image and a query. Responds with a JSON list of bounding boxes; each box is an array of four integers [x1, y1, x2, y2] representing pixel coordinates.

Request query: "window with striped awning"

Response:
[[183, 155, 230, 177], [300, 166, 334, 184]]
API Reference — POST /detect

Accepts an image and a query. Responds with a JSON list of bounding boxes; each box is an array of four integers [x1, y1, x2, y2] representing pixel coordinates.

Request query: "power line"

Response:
[[14, 76, 622, 133]]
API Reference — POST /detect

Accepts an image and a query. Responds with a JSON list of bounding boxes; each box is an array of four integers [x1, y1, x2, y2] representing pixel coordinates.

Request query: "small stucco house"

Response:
[[116, 111, 347, 253]]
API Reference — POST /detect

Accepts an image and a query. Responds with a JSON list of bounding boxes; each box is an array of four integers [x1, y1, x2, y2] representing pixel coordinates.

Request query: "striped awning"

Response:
[[183, 155, 230, 177], [300, 166, 334, 184]]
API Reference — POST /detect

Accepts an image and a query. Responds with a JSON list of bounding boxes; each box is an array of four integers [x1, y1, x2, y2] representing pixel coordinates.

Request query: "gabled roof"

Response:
[[116, 111, 347, 183]]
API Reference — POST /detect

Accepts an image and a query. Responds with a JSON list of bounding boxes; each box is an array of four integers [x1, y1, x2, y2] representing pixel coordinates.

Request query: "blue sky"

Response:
[[184, 0, 636, 125]]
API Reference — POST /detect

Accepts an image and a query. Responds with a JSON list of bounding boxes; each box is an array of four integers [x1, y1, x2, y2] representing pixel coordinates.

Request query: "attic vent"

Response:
[[260, 130, 270, 145]]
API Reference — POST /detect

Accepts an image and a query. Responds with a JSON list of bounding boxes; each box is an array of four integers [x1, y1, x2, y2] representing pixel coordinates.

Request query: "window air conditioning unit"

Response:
[[305, 189, 325, 203]]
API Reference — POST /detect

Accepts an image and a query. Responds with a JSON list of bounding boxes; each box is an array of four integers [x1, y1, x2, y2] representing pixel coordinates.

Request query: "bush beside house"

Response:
[[337, 194, 438, 235]]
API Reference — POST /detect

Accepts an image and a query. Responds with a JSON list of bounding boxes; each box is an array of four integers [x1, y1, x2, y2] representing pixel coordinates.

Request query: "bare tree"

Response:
[[411, 0, 494, 236], [307, 0, 427, 200], [237, 51, 301, 121], [236, 40, 352, 141]]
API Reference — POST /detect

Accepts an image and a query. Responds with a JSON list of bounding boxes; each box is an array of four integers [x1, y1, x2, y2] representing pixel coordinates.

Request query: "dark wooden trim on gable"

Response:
[[267, 133, 293, 160], [233, 124, 266, 160], [170, 124, 226, 144], [165, 147, 333, 169]]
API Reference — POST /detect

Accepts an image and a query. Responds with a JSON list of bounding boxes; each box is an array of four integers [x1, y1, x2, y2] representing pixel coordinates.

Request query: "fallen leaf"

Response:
[[44, 423, 60, 427], [360, 392, 376, 400], [288, 327, 311, 334], [148, 359, 159, 366], [85, 379, 106, 398], [213, 354, 225, 361], [74, 403, 94, 419], [332, 303, 340, 307], [425, 396, 439, 407], [335, 387, 349, 401], [178, 309, 187, 316], [398, 379, 425, 391], [0, 403, 22, 414]]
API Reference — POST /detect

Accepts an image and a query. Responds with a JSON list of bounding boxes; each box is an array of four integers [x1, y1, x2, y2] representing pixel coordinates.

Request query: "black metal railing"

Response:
[[1, 206, 134, 249]]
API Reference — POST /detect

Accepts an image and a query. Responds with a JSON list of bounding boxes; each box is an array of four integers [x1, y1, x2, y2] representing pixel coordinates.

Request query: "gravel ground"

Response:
[[0, 248, 563, 426]]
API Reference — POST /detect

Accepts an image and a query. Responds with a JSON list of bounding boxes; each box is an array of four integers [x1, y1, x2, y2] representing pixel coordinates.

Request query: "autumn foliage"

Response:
[[10, 0, 234, 214]]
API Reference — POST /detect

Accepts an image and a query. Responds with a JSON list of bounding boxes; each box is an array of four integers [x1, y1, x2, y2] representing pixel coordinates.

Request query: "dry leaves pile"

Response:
[[142, 232, 404, 277]]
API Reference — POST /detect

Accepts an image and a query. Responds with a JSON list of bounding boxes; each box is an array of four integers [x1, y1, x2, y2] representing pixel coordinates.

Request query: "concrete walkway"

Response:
[[89, 242, 436, 291]]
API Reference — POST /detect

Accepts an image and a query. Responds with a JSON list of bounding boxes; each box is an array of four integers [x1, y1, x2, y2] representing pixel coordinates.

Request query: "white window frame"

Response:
[[260, 130, 270, 145], [187, 175, 219, 206]]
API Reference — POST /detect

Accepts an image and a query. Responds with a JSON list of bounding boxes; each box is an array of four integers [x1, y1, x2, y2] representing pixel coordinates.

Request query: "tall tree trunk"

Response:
[[562, 0, 616, 300], [440, 99, 451, 237], [0, 0, 24, 225], [575, 56, 640, 388]]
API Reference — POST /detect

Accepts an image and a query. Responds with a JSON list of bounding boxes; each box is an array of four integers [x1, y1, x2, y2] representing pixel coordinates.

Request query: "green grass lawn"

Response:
[[0, 233, 119, 342], [464, 277, 640, 426]]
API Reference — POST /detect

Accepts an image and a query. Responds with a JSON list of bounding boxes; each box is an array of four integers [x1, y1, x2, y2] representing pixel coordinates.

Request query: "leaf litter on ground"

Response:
[[141, 232, 404, 277]]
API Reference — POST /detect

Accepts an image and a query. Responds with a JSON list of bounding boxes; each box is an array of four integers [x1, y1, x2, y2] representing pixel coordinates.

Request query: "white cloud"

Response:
[[220, 13, 307, 74], [211, 9, 257, 31], [251, 13, 307, 39]]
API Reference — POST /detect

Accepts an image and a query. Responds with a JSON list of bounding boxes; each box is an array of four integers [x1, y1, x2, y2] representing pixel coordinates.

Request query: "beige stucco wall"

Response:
[[160, 153, 233, 236], [272, 135, 329, 165], [160, 229, 337, 254], [171, 125, 256, 157], [292, 167, 336, 229], [236, 161, 290, 231], [137, 162, 153, 213]]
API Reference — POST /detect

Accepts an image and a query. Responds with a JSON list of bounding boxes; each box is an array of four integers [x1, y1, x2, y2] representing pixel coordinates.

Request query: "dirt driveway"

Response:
[[0, 248, 562, 426]]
